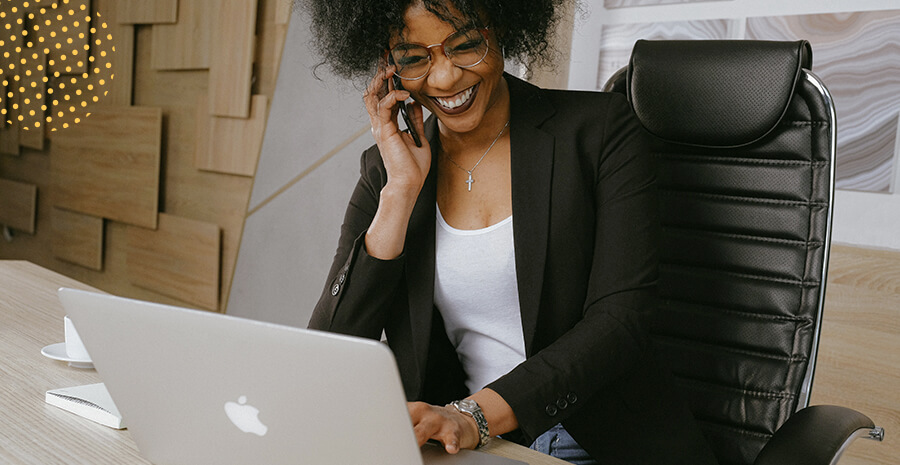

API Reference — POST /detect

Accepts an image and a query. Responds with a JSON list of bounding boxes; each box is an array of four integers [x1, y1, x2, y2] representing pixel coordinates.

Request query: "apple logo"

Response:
[[224, 395, 268, 436]]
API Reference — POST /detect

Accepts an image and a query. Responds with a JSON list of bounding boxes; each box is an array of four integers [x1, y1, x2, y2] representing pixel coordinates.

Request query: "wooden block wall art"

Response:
[[42, 0, 91, 76], [19, 53, 47, 150], [0, 12, 23, 156], [209, 0, 257, 118], [275, 0, 292, 25], [116, 0, 177, 24], [5, 0, 120, 135], [51, 207, 104, 270], [0, 178, 38, 234], [196, 94, 267, 176], [0, 97, 21, 155], [51, 105, 162, 229], [97, 0, 135, 107], [126, 213, 221, 311], [151, 0, 212, 70]]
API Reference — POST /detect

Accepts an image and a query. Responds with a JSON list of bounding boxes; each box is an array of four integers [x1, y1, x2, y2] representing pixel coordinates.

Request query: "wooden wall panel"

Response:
[[19, 53, 47, 150], [209, 0, 257, 118], [116, 0, 177, 24], [51, 207, 103, 270], [101, 0, 135, 107], [45, 0, 90, 76], [50, 105, 162, 229], [0, 178, 38, 233], [196, 94, 267, 176], [151, 0, 212, 70], [274, 0, 291, 25], [0, 12, 23, 156], [1, 0, 277, 313], [125, 213, 220, 310]]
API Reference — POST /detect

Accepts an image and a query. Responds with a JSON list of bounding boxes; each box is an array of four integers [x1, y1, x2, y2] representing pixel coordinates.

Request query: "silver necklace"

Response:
[[444, 120, 510, 192]]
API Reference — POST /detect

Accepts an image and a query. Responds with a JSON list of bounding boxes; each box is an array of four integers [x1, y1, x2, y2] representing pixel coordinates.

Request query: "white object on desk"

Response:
[[45, 383, 125, 429], [64, 314, 92, 360], [41, 315, 94, 368], [41, 342, 94, 369]]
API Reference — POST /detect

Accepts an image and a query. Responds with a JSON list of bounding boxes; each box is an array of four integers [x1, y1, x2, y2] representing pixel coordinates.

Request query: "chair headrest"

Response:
[[627, 40, 812, 148]]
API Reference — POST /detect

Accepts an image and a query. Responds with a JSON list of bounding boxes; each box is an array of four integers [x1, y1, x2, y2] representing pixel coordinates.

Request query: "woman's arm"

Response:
[[362, 65, 431, 260], [308, 65, 430, 336], [485, 93, 658, 440]]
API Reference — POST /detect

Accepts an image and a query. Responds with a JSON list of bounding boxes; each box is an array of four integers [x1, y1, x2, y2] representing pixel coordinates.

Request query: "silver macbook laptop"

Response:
[[58, 288, 525, 465]]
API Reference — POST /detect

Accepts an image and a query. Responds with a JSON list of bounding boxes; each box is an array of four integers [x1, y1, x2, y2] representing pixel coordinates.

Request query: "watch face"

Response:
[[456, 399, 479, 413]]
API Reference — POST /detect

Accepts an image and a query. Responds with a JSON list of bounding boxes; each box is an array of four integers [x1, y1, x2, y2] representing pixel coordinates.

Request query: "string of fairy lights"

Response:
[[1, 0, 114, 133]]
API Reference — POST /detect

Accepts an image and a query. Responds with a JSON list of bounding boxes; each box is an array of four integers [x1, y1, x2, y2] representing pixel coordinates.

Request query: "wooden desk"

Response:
[[0, 261, 566, 465]]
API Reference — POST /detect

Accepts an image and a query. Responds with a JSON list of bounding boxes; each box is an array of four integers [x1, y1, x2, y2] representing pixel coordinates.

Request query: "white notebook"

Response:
[[45, 383, 125, 429]]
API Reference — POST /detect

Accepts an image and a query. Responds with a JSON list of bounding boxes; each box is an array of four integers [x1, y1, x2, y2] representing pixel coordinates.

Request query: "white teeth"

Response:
[[437, 86, 474, 110]]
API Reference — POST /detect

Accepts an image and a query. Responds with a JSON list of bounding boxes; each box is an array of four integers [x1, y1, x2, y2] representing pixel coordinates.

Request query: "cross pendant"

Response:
[[465, 172, 474, 191]]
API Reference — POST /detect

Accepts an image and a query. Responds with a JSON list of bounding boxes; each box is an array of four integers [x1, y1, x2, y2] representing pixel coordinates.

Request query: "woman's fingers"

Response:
[[407, 402, 479, 454], [364, 66, 413, 143]]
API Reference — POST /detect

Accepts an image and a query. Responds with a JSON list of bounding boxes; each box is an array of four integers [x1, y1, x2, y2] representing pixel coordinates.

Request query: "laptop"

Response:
[[58, 288, 525, 465]]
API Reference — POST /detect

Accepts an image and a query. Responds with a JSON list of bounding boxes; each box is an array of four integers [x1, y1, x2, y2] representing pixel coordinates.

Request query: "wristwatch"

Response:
[[449, 399, 491, 448]]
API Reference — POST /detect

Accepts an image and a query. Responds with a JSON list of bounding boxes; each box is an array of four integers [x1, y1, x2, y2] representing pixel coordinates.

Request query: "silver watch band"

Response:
[[449, 399, 490, 448]]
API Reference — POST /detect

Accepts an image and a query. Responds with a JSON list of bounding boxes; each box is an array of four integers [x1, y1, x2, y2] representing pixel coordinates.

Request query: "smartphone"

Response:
[[388, 58, 422, 147]]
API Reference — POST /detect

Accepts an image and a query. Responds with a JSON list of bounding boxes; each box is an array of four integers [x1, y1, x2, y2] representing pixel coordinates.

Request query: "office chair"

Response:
[[603, 40, 884, 465]]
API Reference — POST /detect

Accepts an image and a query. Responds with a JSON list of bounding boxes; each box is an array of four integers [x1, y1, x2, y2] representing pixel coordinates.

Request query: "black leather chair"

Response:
[[603, 40, 885, 465]]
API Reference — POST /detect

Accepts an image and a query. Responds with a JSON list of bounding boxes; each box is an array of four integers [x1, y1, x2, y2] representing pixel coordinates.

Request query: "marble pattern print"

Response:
[[747, 11, 900, 193], [604, 0, 729, 9], [595, 19, 740, 90]]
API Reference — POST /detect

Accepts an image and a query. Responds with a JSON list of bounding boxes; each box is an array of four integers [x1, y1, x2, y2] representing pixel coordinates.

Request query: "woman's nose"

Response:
[[426, 53, 463, 90]]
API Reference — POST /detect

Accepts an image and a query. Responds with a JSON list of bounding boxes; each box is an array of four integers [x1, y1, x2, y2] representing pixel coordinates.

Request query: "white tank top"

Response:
[[434, 205, 526, 394]]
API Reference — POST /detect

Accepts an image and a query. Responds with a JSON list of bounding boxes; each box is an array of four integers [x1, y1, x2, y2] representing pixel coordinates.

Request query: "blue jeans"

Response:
[[529, 424, 599, 465]]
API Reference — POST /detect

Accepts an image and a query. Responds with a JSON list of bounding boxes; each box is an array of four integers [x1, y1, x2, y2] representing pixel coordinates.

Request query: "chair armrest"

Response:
[[754, 405, 884, 465]]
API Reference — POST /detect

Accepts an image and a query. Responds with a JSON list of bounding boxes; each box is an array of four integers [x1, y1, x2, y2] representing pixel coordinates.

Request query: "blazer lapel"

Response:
[[507, 75, 557, 355]]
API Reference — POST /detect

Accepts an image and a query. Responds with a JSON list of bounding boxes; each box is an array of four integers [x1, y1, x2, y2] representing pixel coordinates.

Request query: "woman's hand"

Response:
[[407, 402, 480, 454], [362, 65, 432, 260], [363, 65, 431, 194]]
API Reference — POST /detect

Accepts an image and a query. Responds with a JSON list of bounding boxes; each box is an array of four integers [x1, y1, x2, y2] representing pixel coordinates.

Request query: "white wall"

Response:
[[569, 0, 900, 251], [228, 8, 374, 326]]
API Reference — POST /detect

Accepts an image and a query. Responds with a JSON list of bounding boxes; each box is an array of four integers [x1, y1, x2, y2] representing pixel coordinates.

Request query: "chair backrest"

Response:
[[605, 40, 836, 465]]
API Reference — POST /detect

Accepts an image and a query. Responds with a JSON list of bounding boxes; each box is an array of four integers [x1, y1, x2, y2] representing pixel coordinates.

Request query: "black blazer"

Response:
[[309, 75, 716, 464]]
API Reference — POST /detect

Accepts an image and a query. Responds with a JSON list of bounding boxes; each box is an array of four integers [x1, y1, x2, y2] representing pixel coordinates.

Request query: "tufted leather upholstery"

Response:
[[606, 40, 840, 465]]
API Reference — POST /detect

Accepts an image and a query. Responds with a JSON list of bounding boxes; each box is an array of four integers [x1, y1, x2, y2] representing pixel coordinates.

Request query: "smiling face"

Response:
[[390, 3, 509, 139]]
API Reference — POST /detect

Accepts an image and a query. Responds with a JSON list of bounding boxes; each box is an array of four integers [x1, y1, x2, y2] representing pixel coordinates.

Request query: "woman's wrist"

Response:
[[364, 183, 420, 260], [469, 388, 518, 438], [381, 179, 422, 205], [448, 399, 490, 448]]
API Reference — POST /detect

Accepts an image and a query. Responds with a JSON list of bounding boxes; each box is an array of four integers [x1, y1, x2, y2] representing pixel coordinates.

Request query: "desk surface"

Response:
[[0, 260, 566, 465]]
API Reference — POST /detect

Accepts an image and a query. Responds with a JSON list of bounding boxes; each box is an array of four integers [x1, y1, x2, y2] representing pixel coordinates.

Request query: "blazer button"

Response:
[[567, 392, 578, 404], [338, 272, 346, 284], [545, 404, 558, 417], [556, 398, 568, 410], [331, 283, 340, 296]]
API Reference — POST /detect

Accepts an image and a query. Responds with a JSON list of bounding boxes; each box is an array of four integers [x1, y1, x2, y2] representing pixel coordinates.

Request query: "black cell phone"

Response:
[[389, 59, 422, 147]]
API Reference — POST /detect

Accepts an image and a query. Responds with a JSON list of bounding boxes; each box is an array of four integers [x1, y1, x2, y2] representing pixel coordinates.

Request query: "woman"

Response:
[[301, 1, 716, 463]]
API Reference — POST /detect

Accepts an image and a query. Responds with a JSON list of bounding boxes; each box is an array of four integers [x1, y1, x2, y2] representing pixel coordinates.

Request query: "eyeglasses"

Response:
[[388, 28, 490, 80]]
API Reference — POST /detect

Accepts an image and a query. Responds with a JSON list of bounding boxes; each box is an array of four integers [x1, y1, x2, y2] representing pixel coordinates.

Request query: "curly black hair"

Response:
[[295, 0, 566, 81]]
